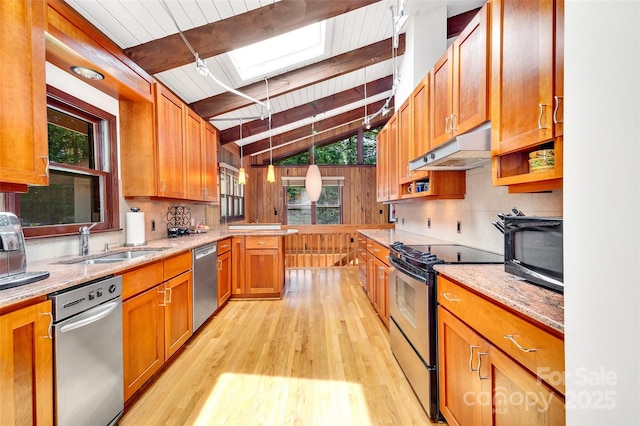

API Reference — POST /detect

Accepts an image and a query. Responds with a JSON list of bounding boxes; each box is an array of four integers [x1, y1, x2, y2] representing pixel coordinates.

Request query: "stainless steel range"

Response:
[[388, 242, 503, 420]]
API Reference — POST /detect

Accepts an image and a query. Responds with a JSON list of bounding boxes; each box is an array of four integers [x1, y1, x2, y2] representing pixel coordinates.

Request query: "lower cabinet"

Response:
[[0, 300, 53, 425], [121, 252, 193, 401], [362, 234, 390, 327], [217, 238, 232, 307], [438, 275, 565, 425], [231, 235, 285, 298]]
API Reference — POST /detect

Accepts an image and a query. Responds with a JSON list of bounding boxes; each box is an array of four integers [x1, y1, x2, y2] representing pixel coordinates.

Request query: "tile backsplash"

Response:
[[393, 166, 563, 254]]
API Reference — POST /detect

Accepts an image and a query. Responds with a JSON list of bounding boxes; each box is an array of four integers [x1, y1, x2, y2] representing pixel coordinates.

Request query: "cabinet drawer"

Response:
[[438, 276, 565, 394], [217, 238, 232, 254], [368, 240, 389, 265], [245, 236, 279, 249], [164, 251, 192, 281], [121, 262, 164, 300]]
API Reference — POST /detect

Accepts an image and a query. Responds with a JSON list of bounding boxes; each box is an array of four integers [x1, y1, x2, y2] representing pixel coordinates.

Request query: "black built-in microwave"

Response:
[[504, 216, 563, 293]]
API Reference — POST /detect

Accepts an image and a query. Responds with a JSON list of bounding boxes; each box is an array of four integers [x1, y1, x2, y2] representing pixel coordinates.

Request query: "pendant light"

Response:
[[266, 115, 275, 183], [238, 119, 247, 185], [305, 117, 322, 202]]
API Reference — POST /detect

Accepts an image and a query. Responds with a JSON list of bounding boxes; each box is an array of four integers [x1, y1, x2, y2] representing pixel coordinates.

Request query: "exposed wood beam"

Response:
[[219, 75, 393, 145], [447, 7, 482, 39], [243, 98, 391, 157], [191, 33, 405, 119], [123, 0, 380, 75]]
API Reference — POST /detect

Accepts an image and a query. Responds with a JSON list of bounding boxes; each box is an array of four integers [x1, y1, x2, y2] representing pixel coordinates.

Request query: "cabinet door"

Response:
[[164, 271, 193, 359], [430, 48, 453, 149], [491, 0, 555, 154], [244, 249, 279, 294], [387, 114, 400, 200], [397, 97, 413, 181], [411, 75, 430, 180], [482, 344, 565, 425], [203, 123, 219, 202], [376, 125, 389, 202], [452, 4, 489, 136], [231, 237, 245, 295], [217, 250, 232, 306], [0, 300, 53, 425], [185, 108, 204, 201], [0, 0, 48, 187], [155, 84, 185, 198], [373, 256, 389, 327], [123, 286, 165, 401], [438, 306, 488, 426], [554, 0, 564, 137]]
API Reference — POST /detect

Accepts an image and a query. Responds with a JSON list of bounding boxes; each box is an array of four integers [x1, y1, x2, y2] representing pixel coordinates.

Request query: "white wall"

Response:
[[394, 167, 562, 253], [564, 2, 640, 424]]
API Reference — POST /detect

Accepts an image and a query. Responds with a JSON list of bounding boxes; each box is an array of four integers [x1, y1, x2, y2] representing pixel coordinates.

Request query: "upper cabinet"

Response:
[[397, 96, 413, 182], [120, 83, 219, 202], [430, 4, 489, 150], [0, 0, 48, 190], [491, 0, 564, 191]]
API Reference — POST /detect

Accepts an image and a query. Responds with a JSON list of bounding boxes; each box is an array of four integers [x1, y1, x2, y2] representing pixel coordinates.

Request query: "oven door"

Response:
[[388, 263, 435, 366]]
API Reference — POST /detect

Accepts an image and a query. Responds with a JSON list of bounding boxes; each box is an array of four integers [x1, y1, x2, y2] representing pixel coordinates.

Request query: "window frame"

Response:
[[6, 85, 120, 238], [282, 176, 344, 225]]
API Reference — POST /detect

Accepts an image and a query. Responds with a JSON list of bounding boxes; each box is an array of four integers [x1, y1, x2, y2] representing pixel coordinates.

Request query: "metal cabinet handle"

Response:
[[42, 312, 53, 339], [477, 352, 490, 380], [537, 104, 549, 129], [39, 156, 50, 178], [469, 345, 479, 372], [450, 114, 457, 133], [159, 180, 166, 194], [257, 241, 266, 245], [441, 292, 460, 302], [220, 244, 230, 249], [166, 287, 173, 303], [445, 116, 450, 134], [159, 289, 167, 306], [218, 260, 223, 271], [553, 96, 564, 123], [504, 334, 538, 353]]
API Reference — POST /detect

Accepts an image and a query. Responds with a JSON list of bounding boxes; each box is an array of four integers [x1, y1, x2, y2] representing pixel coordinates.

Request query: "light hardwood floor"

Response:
[[120, 268, 435, 425]]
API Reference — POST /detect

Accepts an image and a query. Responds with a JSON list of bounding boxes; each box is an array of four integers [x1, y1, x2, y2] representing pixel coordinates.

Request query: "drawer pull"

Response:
[[469, 345, 479, 372], [441, 293, 460, 302], [477, 352, 490, 380], [220, 244, 230, 249], [42, 312, 53, 339], [504, 334, 538, 353], [257, 241, 266, 245]]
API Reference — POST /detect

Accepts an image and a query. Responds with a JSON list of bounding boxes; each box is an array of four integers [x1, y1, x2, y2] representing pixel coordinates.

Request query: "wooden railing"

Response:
[[283, 224, 394, 268]]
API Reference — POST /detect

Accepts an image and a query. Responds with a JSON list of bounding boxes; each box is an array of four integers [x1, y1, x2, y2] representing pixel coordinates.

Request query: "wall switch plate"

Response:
[[457, 221, 462, 233], [427, 218, 431, 228], [151, 220, 155, 231]]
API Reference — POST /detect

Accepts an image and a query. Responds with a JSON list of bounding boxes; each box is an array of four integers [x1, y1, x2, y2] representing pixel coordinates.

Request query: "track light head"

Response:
[[195, 56, 208, 76]]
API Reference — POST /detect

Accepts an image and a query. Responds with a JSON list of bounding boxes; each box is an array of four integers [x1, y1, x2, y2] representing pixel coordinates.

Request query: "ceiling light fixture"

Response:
[[305, 116, 322, 203], [266, 79, 275, 183], [238, 118, 246, 185], [362, 67, 372, 129], [71, 66, 104, 80], [160, 0, 270, 116]]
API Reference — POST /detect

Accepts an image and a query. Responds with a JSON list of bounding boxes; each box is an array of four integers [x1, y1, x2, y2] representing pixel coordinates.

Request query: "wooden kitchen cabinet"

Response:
[[217, 238, 232, 307], [410, 74, 431, 181], [364, 237, 389, 327], [121, 252, 193, 401], [0, 0, 48, 190], [431, 4, 489, 150], [202, 123, 219, 202], [376, 125, 389, 202], [397, 96, 413, 182], [399, 170, 466, 201], [438, 275, 565, 425], [185, 106, 204, 201], [231, 235, 285, 298], [376, 115, 399, 202], [357, 234, 368, 287], [491, 0, 563, 191], [155, 84, 186, 199], [0, 300, 53, 425]]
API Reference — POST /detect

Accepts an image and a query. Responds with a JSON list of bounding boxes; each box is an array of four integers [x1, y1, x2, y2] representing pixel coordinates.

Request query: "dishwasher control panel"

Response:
[[49, 275, 122, 321]]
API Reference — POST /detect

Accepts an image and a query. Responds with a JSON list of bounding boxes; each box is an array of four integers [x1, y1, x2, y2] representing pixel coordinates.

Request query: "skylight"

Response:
[[228, 21, 327, 81]]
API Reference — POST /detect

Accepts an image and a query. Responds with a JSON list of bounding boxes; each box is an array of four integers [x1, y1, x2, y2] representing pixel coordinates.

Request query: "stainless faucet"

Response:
[[79, 223, 98, 255]]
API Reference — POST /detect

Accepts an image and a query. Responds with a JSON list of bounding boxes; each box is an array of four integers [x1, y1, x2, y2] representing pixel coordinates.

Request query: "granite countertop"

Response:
[[0, 228, 298, 310], [357, 228, 564, 336], [434, 264, 564, 335]]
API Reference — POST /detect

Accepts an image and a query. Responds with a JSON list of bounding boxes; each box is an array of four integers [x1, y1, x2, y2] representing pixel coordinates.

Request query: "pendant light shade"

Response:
[[267, 164, 275, 183], [305, 164, 322, 202], [238, 167, 246, 185]]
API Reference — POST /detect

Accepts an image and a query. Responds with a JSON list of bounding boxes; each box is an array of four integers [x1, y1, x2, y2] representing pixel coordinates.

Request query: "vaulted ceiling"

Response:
[[64, 0, 485, 160]]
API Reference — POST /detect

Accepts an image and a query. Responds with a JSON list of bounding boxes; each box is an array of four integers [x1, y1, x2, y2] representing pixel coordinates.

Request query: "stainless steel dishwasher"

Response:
[[50, 275, 123, 426], [193, 242, 218, 331]]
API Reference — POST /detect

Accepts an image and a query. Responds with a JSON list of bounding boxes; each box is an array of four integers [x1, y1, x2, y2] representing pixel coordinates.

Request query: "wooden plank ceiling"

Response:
[[63, 0, 484, 159]]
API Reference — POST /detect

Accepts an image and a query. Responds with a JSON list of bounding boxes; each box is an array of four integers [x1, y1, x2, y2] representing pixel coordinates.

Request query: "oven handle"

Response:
[[389, 258, 427, 283], [59, 300, 120, 334]]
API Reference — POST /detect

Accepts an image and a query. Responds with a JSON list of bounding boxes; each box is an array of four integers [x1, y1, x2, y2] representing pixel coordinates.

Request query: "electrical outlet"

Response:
[[401, 218, 405, 225], [151, 220, 155, 231], [427, 218, 431, 228], [457, 221, 462, 234]]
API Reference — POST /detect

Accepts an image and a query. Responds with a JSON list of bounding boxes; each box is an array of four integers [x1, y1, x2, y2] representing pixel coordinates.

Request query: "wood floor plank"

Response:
[[120, 267, 434, 425]]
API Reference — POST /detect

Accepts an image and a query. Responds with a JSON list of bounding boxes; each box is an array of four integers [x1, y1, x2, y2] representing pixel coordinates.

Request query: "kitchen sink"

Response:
[[58, 249, 167, 265]]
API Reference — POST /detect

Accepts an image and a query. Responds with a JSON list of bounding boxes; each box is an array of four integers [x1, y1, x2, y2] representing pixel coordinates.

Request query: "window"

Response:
[[283, 177, 344, 225], [219, 163, 244, 222], [10, 86, 118, 237]]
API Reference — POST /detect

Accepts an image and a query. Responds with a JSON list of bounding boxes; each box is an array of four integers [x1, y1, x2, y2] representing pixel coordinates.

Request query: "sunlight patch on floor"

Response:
[[193, 372, 372, 426]]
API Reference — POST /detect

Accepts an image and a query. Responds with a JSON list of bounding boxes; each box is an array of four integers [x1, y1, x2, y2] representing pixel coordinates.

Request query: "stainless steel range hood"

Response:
[[409, 122, 492, 171]]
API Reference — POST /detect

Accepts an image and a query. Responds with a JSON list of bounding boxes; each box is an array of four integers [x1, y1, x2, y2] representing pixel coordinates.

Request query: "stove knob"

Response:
[[108, 284, 117, 293], [97, 288, 103, 297], [88, 291, 95, 301]]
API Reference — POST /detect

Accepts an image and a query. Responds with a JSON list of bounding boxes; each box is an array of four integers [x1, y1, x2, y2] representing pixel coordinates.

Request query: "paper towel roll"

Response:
[[125, 211, 146, 246]]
